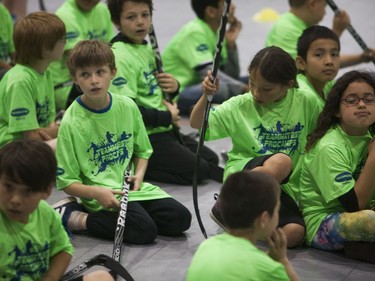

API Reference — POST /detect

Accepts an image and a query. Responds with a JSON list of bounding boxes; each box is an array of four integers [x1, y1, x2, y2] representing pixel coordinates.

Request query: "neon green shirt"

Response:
[[266, 12, 309, 59], [56, 93, 170, 213], [297, 73, 335, 104], [206, 89, 321, 201], [187, 233, 290, 281], [300, 125, 373, 245], [110, 39, 171, 135], [49, 0, 114, 110], [162, 18, 228, 92], [0, 3, 15, 62], [0, 200, 74, 280], [0, 64, 55, 148]]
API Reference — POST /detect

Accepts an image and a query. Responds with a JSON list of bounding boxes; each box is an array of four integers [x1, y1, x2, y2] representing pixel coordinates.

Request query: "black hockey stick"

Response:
[[149, 23, 184, 144], [60, 254, 134, 281], [192, 0, 231, 239], [38, 0, 46, 11], [111, 168, 132, 280], [326, 0, 375, 66]]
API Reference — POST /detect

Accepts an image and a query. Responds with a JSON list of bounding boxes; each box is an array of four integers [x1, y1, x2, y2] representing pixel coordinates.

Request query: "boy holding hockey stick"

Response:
[[0, 139, 115, 281], [107, 0, 221, 185], [53, 39, 191, 245]]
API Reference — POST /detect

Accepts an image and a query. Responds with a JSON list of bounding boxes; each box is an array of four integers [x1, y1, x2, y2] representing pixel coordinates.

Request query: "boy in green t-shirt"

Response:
[[107, 0, 221, 185], [49, 0, 114, 111], [53, 40, 191, 245], [187, 171, 300, 281], [266, 0, 374, 68], [162, 0, 248, 115], [0, 2, 15, 79], [296, 25, 340, 103], [0, 12, 66, 151], [0, 139, 115, 280]]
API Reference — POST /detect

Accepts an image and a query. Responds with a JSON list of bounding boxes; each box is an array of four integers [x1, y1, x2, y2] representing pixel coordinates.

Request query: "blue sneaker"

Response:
[[53, 196, 82, 237]]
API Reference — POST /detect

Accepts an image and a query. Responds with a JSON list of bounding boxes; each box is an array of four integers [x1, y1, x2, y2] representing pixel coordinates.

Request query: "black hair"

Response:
[[191, 0, 220, 20], [107, 0, 153, 26]]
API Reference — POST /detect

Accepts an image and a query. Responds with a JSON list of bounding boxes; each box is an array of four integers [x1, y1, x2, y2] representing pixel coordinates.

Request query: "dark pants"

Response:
[[145, 131, 222, 185], [86, 198, 192, 244]]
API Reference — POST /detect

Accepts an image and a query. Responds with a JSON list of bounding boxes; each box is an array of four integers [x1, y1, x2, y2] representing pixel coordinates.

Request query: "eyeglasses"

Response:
[[340, 94, 375, 106]]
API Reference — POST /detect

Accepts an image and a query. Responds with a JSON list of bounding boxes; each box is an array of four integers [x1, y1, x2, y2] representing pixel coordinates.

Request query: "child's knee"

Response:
[[282, 223, 305, 248]]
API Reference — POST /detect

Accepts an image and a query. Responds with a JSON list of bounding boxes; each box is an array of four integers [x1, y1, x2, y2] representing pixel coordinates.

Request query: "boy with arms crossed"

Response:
[[187, 171, 300, 281], [0, 12, 65, 151], [54, 40, 191, 245], [266, 0, 374, 68], [107, 0, 220, 185]]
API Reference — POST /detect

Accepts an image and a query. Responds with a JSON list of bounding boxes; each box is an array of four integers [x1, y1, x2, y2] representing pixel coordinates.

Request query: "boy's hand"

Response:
[[332, 9, 350, 37], [94, 187, 124, 209], [360, 48, 375, 63], [226, 16, 242, 50], [268, 228, 288, 262], [156, 73, 179, 93], [127, 174, 142, 191], [163, 99, 180, 126]]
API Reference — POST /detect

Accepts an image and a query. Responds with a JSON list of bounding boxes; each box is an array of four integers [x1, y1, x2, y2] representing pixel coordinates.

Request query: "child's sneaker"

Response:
[[209, 194, 228, 231], [53, 196, 83, 239]]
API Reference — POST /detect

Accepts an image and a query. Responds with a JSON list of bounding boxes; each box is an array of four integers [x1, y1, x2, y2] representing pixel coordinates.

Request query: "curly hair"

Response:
[[306, 70, 375, 151]]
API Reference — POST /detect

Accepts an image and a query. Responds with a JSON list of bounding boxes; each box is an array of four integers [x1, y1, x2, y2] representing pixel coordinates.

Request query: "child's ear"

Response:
[[111, 68, 117, 79], [205, 6, 217, 19], [296, 56, 306, 72], [42, 184, 52, 199], [258, 211, 270, 230]]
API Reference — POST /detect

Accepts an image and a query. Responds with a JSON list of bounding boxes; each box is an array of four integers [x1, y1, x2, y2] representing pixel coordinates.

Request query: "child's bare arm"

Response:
[[42, 251, 72, 281], [268, 228, 300, 281], [128, 157, 148, 191], [190, 71, 219, 129]]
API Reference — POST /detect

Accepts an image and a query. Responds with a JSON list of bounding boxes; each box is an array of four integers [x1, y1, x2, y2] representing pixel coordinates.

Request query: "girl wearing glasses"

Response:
[[299, 70, 375, 263]]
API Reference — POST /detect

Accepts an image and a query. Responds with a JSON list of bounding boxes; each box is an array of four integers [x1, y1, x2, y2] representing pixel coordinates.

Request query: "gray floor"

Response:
[[25, 0, 375, 280]]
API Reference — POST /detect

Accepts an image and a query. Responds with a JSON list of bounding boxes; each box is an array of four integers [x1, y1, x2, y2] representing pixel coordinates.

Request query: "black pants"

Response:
[[145, 131, 221, 185], [86, 198, 192, 244]]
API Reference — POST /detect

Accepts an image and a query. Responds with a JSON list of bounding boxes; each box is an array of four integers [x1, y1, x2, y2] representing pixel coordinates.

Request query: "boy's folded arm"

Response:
[[42, 251, 72, 281], [138, 105, 172, 127]]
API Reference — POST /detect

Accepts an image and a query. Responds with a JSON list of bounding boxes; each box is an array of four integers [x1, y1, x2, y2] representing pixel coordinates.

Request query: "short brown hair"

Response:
[[67, 40, 116, 77], [14, 11, 66, 65], [0, 140, 57, 192]]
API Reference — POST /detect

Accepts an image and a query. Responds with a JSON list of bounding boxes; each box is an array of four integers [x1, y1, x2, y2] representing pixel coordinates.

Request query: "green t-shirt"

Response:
[[109, 40, 171, 135], [300, 125, 373, 244], [297, 73, 335, 103], [0, 200, 74, 280], [206, 89, 322, 201], [56, 93, 170, 213], [0, 64, 56, 148], [49, 0, 114, 110], [162, 18, 228, 92], [0, 3, 15, 62], [265, 12, 309, 59], [186, 233, 290, 281]]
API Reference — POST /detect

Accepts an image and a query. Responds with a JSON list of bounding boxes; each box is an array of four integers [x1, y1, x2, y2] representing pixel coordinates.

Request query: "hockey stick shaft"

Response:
[[38, 0, 46, 11], [193, 0, 231, 239], [111, 168, 132, 279], [326, 0, 375, 66]]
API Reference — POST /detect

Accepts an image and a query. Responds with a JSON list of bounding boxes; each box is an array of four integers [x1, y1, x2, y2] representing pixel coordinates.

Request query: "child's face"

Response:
[[297, 39, 340, 84], [0, 176, 50, 224], [73, 64, 116, 104], [249, 70, 290, 105], [118, 1, 152, 44], [75, 0, 101, 12], [338, 81, 375, 136]]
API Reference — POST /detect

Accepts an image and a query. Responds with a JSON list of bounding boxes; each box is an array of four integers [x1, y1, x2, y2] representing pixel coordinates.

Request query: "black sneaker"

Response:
[[209, 194, 227, 231], [221, 150, 229, 163], [52, 196, 82, 237]]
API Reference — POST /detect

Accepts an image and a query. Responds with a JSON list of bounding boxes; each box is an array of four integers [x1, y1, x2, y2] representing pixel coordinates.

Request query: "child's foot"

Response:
[[53, 196, 83, 237], [209, 194, 227, 231]]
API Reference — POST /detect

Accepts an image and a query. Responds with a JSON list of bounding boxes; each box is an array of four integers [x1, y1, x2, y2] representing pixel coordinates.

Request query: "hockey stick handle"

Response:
[[326, 0, 371, 52], [149, 24, 163, 73]]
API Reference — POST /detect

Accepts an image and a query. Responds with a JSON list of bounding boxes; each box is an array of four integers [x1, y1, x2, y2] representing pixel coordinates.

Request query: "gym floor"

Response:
[[26, 0, 375, 280]]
